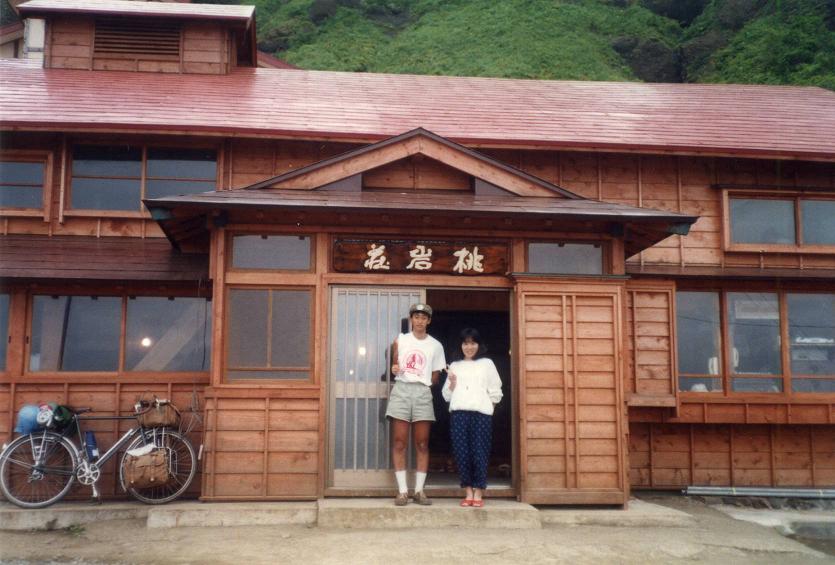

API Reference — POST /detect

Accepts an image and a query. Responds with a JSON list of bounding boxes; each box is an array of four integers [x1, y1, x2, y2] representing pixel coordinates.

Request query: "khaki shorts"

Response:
[[385, 381, 435, 423]]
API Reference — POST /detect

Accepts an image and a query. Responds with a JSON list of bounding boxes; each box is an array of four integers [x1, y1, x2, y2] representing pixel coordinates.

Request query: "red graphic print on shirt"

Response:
[[403, 350, 427, 376]]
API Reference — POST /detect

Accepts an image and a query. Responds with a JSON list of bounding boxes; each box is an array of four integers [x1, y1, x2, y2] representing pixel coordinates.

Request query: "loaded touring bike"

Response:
[[0, 400, 198, 508]]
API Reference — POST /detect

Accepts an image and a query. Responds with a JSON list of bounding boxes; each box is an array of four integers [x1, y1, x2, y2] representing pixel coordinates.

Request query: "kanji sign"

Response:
[[333, 239, 508, 275]]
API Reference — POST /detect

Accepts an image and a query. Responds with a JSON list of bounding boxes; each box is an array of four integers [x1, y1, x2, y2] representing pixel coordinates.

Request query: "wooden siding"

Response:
[[181, 22, 229, 75], [47, 17, 94, 70], [624, 280, 676, 407], [516, 279, 628, 505], [363, 155, 471, 191], [0, 380, 206, 500], [201, 390, 320, 500], [630, 422, 835, 488]]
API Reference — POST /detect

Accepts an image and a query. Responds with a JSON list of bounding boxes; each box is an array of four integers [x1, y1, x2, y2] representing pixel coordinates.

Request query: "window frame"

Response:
[[722, 189, 835, 254], [0, 150, 53, 220], [24, 291, 212, 376], [64, 142, 220, 218], [676, 286, 835, 398], [223, 285, 315, 384]]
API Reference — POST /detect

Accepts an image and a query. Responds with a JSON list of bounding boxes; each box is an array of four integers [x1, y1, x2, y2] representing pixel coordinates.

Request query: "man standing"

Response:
[[386, 303, 446, 506]]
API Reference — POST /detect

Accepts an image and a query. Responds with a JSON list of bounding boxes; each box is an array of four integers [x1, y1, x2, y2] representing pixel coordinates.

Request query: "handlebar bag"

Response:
[[134, 398, 181, 429]]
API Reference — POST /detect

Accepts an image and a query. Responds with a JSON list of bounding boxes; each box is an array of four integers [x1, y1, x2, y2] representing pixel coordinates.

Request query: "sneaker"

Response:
[[412, 491, 432, 506], [394, 493, 409, 506]]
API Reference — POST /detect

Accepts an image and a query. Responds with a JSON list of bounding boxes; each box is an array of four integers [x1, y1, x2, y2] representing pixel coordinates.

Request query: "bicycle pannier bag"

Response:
[[124, 448, 171, 488], [135, 398, 180, 428]]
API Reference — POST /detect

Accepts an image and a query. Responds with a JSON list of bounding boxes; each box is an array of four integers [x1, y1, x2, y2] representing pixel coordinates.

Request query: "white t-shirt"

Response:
[[395, 332, 446, 387], [442, 358, 503, 416]]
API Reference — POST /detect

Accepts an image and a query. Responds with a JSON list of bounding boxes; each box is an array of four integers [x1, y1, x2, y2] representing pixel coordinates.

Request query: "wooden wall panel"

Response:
[[182, 23, 228, 75], [363, 155, 471, 191], [517, 279, 627, 505], [201, 391, 320, 500], [629, 422, 835, 488], [624, 281, 676, 407], [48, 18, 93, 70]]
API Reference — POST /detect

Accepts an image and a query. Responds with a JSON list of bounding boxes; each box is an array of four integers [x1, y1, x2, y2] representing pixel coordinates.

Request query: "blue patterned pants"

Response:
[[450, 410, 492, 489]]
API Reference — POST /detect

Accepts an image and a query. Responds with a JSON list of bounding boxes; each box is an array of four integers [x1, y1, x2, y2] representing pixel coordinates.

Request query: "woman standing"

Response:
[[442, 328, 503, 507]]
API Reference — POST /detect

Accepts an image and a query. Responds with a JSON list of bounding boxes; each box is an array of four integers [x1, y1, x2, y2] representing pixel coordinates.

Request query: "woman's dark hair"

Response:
[[453, 327, 488, 361]]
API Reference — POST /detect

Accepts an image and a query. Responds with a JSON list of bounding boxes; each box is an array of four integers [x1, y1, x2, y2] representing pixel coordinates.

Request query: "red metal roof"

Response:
[[17, 0, 254, 22], [2, 58, 834, 159], [256, 51, 297, 70]]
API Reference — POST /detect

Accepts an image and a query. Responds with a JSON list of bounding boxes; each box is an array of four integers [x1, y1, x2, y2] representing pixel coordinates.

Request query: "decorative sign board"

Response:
[[333, 239, 508, 275]]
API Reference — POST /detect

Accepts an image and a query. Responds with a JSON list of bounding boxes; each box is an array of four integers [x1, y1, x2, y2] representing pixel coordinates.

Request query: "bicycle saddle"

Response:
[[73, 407, 93, 415]]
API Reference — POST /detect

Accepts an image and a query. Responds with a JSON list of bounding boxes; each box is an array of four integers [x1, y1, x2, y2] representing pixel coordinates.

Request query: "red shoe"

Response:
[[460, 498, 474, 507], [471, 499, 484, 508]]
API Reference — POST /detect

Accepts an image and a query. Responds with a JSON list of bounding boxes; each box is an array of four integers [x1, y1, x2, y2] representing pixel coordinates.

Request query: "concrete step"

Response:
[[0, 501, 148, 531], [147, 501, 317, 529], [539, 498, 695, 528], [317, 498, 542, 529]]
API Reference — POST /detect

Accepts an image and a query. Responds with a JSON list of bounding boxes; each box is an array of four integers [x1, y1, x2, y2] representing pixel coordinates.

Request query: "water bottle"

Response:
[[85, 431, 100, 461]]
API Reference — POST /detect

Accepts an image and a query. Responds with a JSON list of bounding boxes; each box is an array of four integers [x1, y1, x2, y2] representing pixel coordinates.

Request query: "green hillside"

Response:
[[219, 0, 835, 88]]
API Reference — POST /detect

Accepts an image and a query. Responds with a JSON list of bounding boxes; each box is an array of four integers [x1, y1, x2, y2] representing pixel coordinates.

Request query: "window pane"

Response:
[[732, 377, 783, 392], [676, 291, 721, 379], [227, 289, 269, 368], [71, 178, 141, 210], [788, 293, 835, 378], [125, 297, 211, 371], [801, 200, 835, 245], [0, 294, 8, 370], [145, 180, 217, 199], [147, 148, 217, 179], [730, 199, 795, 244], [227, 370, 310, 380], [30, 296, 121, 371], [0, 186, 42, 208], [0, 161, 44, 184], [527, 243, 603, 274], [72, 146, 142, 177], [793, 378, 835, 393], [270, 290, 311, 369], [727, 293, 782, 388], [232, 235, 312, 270], [679, 377, 722, 392]]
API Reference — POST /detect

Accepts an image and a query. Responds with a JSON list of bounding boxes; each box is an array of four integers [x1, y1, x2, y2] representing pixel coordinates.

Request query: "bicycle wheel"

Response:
[[0, 431, 78, 509], [120, 428, 196, 504]]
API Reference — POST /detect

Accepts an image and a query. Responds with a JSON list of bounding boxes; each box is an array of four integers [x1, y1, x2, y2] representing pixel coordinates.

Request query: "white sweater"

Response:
[[441, 358, 503, 416]]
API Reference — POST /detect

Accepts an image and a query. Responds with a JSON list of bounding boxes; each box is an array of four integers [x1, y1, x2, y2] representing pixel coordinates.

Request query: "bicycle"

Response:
[[0, 404, 198, 509]]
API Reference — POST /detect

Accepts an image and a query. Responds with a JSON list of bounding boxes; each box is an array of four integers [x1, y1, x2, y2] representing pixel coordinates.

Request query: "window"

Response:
[[676, 290, 835, 395], [676, 292, 722, 392], [727, 292, 782, 392], [727, 194, 835, 250], [231, 235, 312, 271], [0, 154, 49, 211], [527, 242, 603, 275], [0, 294, 9, 370], [29, 294, 211, 373], [226, 288, 312, 380], [788, 293, 835, 392], [70, 145, 216, 212]]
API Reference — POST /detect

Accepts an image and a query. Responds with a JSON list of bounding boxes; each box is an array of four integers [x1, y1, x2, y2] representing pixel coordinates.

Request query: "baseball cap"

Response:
[[409, 303, 433, 317]]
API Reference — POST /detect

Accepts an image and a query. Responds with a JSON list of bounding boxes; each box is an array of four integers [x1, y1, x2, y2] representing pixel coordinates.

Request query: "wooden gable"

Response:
[[246, 128, 580, 199]]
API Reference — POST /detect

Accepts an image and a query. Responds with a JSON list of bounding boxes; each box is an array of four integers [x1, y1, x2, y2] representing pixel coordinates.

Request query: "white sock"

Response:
[[395, 470, 408, 494], [414, 471, 427, 493]]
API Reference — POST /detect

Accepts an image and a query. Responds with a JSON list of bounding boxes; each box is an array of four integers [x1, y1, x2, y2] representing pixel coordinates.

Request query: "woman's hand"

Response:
[[391, 363, 400, 375], [447, 371, 456, 391]]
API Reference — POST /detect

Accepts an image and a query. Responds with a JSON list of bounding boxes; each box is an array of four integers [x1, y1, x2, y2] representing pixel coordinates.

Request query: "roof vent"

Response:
[[94, 18, 181, 60]]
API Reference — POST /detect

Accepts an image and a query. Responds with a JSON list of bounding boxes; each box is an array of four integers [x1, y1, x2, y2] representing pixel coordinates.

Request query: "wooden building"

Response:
[[1, 0, 834, 505]]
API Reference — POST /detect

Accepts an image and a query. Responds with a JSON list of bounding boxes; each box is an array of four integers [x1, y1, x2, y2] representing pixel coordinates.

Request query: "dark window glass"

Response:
[[730, 199, 795, 244], [792, 378, 835, 393], [30, 296, 121, 371], [527, 242, 603, 275], [0, 161, 44, 208], [146, 148, 216, 179], [72, 145, 142, 177], [71, 178, 142, 210], [788, 294, 835, 385], [145, 180, 216, 199], [676, 291, 721, 391], [125, 297, 212, 371], [727, 292, 782, 392], [231, 235, 312, 270], [226, 288, 311, 380], [801, 200, 835, 245], [679, 377, 722, 393], [0, 294, 9, 370]]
